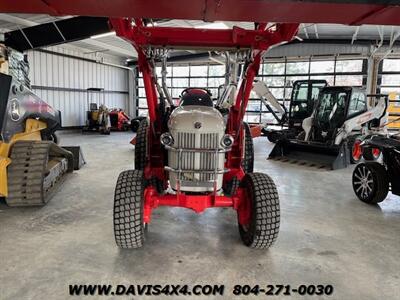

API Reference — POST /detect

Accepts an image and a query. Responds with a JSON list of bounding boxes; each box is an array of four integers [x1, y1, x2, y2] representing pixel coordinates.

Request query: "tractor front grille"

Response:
[[167, 131, 226, 192]]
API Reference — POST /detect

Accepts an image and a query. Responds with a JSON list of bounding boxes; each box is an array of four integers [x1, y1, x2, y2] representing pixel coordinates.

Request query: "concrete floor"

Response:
[[0, 131, 399, 300]]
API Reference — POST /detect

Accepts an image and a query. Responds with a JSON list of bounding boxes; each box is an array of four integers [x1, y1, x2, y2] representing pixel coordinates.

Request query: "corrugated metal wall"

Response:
[[27, 46, 129, 127]]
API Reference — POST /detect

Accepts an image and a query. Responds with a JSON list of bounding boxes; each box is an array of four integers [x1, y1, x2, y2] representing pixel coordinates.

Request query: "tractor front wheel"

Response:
[[238, 173, 280, 249], [113, 170, 146, 248]]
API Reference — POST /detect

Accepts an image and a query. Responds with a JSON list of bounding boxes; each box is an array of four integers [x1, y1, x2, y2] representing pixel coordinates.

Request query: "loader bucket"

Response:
[[61, 146, 86, 170], [269, 139, 350, 170]]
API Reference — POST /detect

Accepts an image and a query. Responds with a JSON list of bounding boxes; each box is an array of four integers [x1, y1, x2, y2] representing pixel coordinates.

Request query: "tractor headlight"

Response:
[[221, 134, 234, 148], [160, 132, 174, 146]]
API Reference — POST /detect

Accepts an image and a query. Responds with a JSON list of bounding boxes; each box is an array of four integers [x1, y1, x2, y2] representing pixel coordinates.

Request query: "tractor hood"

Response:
[[168, 105, 225, 133]]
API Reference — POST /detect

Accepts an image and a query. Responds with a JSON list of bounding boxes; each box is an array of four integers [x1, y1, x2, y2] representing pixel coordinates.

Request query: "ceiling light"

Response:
[[90, 31, 116, 39]]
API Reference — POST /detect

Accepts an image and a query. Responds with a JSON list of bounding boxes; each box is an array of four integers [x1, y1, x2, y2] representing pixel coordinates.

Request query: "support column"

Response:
[[127, 66, 137, 117], [366, 55, 380, 96]]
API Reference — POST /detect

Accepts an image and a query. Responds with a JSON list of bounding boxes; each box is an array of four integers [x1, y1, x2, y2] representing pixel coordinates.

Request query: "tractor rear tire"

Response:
[[352, 162, 389, 204], [146, 177, 164, 194], [135, 119, 148, 170], [223, 177, 240, 196], [113, 170, 146, 249], [243, 122, 254, 173], [238, 173, 280, 249], [223, 122, 254, 196]]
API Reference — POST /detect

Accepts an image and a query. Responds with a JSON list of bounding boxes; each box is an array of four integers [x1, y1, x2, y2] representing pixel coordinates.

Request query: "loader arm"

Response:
[[253, 80, 287, 124], [338, 95, 388, 145]]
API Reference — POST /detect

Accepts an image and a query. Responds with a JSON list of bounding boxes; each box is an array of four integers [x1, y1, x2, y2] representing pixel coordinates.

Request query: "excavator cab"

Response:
[[288, 80, 328, 130], [309, 87, 351, 143]]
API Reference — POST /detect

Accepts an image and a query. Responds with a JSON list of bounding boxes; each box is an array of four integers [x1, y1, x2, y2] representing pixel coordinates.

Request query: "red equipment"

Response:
[[109, 109, 130, 131], [110, 19, 298, 236]]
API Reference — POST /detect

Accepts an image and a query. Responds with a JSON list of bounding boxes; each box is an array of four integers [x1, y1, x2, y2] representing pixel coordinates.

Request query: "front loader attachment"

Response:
[[269, 139, 350, 170]]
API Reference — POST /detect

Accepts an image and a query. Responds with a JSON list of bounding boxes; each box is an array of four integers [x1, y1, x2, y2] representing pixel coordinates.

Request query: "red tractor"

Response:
[[110, 19, 299, 249], [3, 0, 399, 250]]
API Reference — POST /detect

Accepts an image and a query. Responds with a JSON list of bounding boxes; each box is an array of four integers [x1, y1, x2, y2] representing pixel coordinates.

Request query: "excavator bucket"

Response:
[[269, 139, 350, 170]]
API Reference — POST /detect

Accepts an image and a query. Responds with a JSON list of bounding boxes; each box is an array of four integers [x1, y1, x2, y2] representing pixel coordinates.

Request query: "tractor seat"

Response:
[[180, 88, 213, 107]]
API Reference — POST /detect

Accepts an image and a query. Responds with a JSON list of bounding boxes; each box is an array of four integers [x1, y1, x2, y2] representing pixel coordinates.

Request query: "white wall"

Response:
[[27, 46, 129, 127]]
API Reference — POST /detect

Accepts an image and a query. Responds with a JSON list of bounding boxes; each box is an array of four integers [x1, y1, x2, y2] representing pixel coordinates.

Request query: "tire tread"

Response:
[[113, 170, 145, 248], [240, 172, 280, 249]]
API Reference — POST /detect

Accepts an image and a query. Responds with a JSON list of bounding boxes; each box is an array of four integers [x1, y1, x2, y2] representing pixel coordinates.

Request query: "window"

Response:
[[310, 60, 334, 74], [381, 74, 400, 86], [382, 59, 400, 72], [173, 66, 190, 77], [263, 63, 285, 75], [348, 92, 367, 117], [134, 58, 367, 122], [209, 65, 225, 77], [310, 75, 334, 85], [138, 108, 148, 117], [336, 60, 363, 72], [286, 61, 309, 74], [138, 88, 146, 97], [316, 91, 348, 127], [244, 112, 260, 123], [172, 78, 189, 87], [191, 65, 208, 77], [263, 76, 285, 87], [155, 66, 172, 77], [190, 77, 208, 87], [292, 82, 309, 101], [268, 88, 284, 99], [379, 58, 400, 129], [335, 75, 363, 86], [247, 100, 261, 112]]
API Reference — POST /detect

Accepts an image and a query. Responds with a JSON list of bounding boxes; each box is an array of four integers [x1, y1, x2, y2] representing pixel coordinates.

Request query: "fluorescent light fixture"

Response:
[[195, 22, 229, 29], [90, 31, 116, 39]]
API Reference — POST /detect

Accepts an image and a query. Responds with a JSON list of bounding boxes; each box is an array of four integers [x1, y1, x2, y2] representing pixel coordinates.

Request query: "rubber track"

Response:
[[6, 141, 68, 206]]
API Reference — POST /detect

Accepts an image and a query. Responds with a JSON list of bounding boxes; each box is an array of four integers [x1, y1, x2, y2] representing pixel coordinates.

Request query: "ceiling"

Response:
[[1, 13, 400, 60]]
